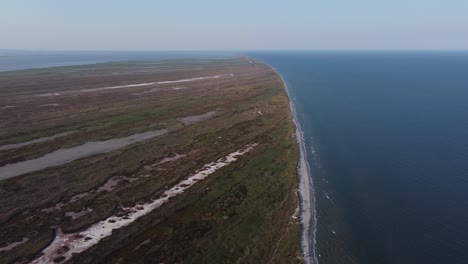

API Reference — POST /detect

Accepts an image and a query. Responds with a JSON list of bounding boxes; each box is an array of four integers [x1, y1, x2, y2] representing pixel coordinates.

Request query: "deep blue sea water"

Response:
[[252, 51, 468, 264]]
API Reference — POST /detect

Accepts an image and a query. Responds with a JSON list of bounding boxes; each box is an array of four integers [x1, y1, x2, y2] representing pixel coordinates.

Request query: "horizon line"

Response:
[[1, 48, 468, 53]]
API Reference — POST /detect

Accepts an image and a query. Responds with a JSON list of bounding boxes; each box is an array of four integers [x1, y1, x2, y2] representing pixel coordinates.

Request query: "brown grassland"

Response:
[[0, 58, 301, 263]]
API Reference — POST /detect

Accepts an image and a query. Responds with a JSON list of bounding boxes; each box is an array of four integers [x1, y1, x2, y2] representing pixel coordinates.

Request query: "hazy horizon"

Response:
[[2, 49, 468, 54], [1, 0, 467, 51]]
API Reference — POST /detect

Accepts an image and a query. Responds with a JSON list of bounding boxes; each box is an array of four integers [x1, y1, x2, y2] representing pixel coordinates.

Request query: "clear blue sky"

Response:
[[1, 0, 467, 51]]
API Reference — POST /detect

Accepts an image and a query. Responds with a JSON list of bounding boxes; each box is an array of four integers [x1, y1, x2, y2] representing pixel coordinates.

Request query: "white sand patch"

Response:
[[132, 86, 186, 96], [292, 206, 300, 220], [65, 208, 93, 220], [35, 74, 233, 96], [42, 154, 185, 213], [0, 131, 75, 151], [42, 175, 144, 213], [144, 153, 186, 170], [177, 111, 219, 126], [0, 237, 29, 252], [44, 174, 152, 213], [69, 193, 92, 204], [273, 67, 318, 264], [1, 105, 16, 109], [31, 143, 257, 264], [131, 88, 160, 96], [79, 74, 233, 93], [252, 107, 264, 116], [95, 174, 150, 193], [96, 176, 125, 193], [36, 93, 61, 97], [132, 239, 151, 251], [155, 74, 232, 84], [41, 202, 68, 213], [80, 82, 159, 92], [295, 101, 317, 264]]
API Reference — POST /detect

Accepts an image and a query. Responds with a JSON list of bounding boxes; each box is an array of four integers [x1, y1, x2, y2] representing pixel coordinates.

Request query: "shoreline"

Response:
[[271, 66, 319, 264], [0, 57, 310, 263]]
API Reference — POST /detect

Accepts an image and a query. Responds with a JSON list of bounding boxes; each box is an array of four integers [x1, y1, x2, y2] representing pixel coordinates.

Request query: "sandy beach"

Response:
[[273, 66, 318, 264], [31, 144, 258, 263]]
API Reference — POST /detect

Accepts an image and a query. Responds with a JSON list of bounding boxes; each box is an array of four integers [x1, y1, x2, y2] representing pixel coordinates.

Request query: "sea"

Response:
[[253, 51, 468, 264], [2, 51, 468, 264]]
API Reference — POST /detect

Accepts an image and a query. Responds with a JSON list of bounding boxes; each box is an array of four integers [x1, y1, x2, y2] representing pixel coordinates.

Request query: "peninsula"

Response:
[[0, 57, 304, 263]]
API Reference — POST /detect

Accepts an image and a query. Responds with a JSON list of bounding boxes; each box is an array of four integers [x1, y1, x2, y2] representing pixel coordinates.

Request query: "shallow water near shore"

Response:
[[252, 51, 468, 264]]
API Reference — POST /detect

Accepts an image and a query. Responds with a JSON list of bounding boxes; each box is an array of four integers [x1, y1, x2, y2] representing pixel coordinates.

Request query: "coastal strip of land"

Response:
[[0, 58, 302, 263], [273, 67, 319, 264]]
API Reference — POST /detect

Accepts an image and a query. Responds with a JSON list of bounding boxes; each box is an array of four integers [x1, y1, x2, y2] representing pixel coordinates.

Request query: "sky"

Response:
[[1, 0, 467, 51]]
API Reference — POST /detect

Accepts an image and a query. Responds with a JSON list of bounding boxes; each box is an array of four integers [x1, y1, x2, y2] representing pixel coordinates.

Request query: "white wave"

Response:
[[271, 66, 319, 264]]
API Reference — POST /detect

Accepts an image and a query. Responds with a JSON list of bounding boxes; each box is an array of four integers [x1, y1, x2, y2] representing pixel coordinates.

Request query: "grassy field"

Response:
[[0, 58, 300, 263]]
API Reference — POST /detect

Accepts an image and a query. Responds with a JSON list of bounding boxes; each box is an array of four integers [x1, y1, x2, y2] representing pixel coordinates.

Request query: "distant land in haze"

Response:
[[0, 50, 234, 72], [2, 49, 467, 72]]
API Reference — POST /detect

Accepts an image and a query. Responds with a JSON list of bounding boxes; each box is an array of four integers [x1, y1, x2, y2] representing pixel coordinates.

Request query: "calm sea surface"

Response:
[[252, 51, 468, 264], [3, 51, 468, 263]]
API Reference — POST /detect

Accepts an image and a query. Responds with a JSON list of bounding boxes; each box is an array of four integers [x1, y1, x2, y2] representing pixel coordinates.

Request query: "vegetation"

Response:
[[0, 58, 300, 263]]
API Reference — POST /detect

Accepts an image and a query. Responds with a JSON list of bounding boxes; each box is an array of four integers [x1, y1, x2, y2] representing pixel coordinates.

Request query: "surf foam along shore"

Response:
[[30, 143, 257, 264], [271, 66, 319, 264]]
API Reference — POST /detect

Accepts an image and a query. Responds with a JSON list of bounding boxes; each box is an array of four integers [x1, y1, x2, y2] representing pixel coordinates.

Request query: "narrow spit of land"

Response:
[[0, 58, 302, 263], [274, 68, 318, 264]]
